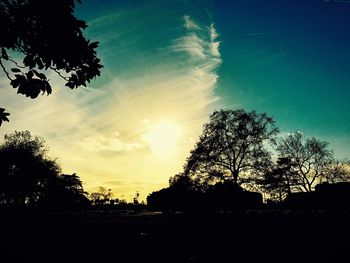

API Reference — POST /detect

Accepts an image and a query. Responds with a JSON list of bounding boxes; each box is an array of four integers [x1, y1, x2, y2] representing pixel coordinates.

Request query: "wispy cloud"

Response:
[[184, 15, 202, 30], [172, 33, 207, 58], [172, 16, 221, 62], [209, 24, 220, 57], [79, 132, 145, 153]]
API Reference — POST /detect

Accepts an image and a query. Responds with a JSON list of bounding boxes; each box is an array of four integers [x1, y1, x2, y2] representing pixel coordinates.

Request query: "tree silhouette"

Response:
[[276, 131, 338, 192], [89, 186, 113, 206], [0, 130, 57, 206], [259, 157, 297, 201], [0, 130, 87, 208], [321, 160, 350, 184], [184, 109, 279, 186], [0, 108, 10, 126], [0, 0, 102, 125], [40, 173, 89, 209], [169, 173, 196, 191]]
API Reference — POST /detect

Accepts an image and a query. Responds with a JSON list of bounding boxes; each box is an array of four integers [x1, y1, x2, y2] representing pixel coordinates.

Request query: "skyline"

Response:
[[1, 0, 350, 200]]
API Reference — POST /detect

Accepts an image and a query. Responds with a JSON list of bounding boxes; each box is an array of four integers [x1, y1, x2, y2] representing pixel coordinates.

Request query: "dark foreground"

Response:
[[0, 210, 349, 262]]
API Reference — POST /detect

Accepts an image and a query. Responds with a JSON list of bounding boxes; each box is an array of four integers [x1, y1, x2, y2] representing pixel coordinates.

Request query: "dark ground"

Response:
[[0, 210, 349, 262]]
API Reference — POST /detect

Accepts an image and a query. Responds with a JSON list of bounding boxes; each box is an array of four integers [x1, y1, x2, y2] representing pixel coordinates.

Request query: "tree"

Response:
[[184, 109, 279, 187], [276, 131, 335, 192], [321, 160, 350, 184], [259, 157, 297, 201], [40, 173, 89, 209], [0, 0, 103, 125], [0, 108, 10, 126], [0, 130, 57, 206], [89, 186, 113, 206], [169, 173, 196, 191], [0, 130, 87, 208]]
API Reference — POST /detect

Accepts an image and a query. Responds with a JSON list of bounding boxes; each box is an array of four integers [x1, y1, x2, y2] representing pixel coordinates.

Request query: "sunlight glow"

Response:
[[143, 122, 182, 157]]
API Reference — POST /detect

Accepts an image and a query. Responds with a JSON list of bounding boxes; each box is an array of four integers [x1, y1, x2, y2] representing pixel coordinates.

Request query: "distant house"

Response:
[[147, 181, 262, 212]]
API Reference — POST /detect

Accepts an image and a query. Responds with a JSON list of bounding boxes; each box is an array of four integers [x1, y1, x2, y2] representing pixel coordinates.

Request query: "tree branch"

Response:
[[0, 58, 13, 81], [8, 58, 26, 69], [49, 66, 70, 81]]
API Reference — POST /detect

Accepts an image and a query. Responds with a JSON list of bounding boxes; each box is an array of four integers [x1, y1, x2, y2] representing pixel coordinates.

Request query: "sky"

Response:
[[1, 0, 350, 201]]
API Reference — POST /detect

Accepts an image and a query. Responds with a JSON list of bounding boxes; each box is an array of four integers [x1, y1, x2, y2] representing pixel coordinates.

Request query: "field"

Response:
[[1, 210, 349, 262]]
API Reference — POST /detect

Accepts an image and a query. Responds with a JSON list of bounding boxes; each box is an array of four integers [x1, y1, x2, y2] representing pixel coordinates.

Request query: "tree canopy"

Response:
[[0, 0, 102, 125], [0, 130, 88, 209], [184, 109, 279, 187], [258, 157, 297, 201]]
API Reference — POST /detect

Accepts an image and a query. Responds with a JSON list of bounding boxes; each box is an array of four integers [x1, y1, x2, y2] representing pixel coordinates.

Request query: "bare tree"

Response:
[[277, 131, 334, 192], [321, 160, 350, 184]]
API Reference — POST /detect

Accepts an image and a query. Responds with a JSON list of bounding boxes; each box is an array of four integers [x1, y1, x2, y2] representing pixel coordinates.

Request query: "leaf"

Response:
[[65, 82, 75, 89], [32, 70, 47, 80], [17, 83, 26, 96], [10, 78, 20, 89], [36, 58, 44, 70], [11, 68, 21, 73], [76, 19, 87, 29], [0, 108, 10, 126], [1, 48, 8, 60], [44, 81, 52, 95], [23, 55, 33, 67], [38, 72, 46, 80], [89, 42, 99, 49], [27, 70, 34, 79]]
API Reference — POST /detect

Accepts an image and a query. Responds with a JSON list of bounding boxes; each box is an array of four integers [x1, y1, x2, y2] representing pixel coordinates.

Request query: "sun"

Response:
[[143, 121, 182, 157]]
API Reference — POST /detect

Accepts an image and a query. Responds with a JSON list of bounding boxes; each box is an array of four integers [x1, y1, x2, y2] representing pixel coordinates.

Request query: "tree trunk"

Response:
[[232, 170, 239, 184]]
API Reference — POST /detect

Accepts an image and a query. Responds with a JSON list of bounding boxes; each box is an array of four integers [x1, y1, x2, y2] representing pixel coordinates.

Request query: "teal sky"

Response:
[[76, 0, 350, 158], [1, 0, 350, 199]]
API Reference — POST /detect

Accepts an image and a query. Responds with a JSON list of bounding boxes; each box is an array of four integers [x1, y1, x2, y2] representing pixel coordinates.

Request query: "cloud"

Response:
[[209, 24, 219, 41], [79, 132, 145, 153], [172, 33, 207, 58], [184, 15, 202, 30], [172, 16, 221, 62]]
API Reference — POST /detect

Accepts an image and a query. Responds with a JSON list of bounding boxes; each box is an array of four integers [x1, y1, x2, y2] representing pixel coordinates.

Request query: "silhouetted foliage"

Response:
[[39, 173, 89, 209], [88, 187, 147, 212], [169, 173, 196, 191], [184, 109, 278, 187], [0, 130, 56, 206], [0, 108, 10, 126], [0, 0, 102, 125], [321, 160, 350, 184], [258, 157, 296, 201], [0, 130, 88, 209], [89, 186, 114, 206], [276, 131, 342, 192]]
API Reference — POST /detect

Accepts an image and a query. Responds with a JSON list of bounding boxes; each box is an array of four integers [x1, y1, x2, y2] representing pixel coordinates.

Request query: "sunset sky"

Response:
[[1, 0, 350, 201]]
